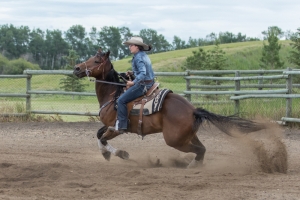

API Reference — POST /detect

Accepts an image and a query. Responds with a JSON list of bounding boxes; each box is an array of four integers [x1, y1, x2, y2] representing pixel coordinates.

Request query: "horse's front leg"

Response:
[[96, 126, 129, 160]]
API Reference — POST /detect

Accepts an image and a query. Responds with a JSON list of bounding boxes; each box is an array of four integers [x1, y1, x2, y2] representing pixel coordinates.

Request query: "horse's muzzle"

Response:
[[73, 66, 85, 78]]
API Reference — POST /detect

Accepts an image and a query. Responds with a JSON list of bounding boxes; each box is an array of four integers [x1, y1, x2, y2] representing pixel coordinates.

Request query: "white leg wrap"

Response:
[[115, 120, 119, 131], [97, 139, 107, 153], [105, 143, 118, 155]]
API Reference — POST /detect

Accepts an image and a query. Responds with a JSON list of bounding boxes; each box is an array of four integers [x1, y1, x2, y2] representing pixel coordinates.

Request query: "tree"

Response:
[[65, 25, 88, 61], [28, 28, 46, 66], [0, 24, 30, 59], [172, 36, 186, 50], [139, 29, 171, 53], [98, 26, 123, 60], [208, 41, 228, 72], [185, 41, 227, 99], [59, 49, 87, 96], [284, 30, 296, 40], [185, 48, 209, 70], [236, 32, 247, 42], [262, 26, 284, 39], [205, 32, 217, 45], [119, 26, 133, 58], [288, 28, 300, 84], [45, 29, 69, 69], [260, 27, 284, 69], [219, 31, 235, 43], [185, 41, 227, 71], [288, 28, 300, 67], [0, 54, 9, 74]]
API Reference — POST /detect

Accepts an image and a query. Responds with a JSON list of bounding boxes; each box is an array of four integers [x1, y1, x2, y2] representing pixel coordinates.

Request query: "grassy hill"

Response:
[[112, 40, 296, 72]]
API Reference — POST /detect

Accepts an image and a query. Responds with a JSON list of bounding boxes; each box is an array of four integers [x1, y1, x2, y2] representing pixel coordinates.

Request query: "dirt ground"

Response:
[[0, 121, 300, 200]]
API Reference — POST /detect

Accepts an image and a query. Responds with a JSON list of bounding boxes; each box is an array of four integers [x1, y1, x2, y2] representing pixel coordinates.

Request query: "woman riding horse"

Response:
[[104, 36, 155, 137], [73, 43, 264, 168]]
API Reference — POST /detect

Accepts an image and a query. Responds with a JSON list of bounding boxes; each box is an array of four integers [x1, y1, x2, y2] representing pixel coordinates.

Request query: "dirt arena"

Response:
[[0, 121, 300, 200]]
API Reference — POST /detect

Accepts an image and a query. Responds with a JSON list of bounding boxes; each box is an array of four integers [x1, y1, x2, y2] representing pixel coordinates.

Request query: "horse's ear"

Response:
[[105, 50, 110, 58], [98, 47, 102, 53]]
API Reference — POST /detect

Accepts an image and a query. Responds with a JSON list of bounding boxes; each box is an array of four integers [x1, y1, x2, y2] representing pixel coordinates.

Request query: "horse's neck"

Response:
[[95, 82, 117, 106]]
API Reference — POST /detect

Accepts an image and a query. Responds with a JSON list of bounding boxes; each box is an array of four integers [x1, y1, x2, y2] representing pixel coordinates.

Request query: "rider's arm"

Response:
[[132, 57, 146, 85]]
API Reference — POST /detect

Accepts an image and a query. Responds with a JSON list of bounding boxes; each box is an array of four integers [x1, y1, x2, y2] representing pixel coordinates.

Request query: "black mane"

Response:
[[105, 66, 125, 98]]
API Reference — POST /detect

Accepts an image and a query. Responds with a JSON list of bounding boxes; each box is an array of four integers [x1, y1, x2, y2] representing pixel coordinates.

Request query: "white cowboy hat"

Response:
[[123, 36, 150, 51]]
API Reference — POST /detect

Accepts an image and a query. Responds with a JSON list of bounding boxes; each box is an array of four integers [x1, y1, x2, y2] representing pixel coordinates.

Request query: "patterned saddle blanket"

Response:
[[130, 89, 172, 116]]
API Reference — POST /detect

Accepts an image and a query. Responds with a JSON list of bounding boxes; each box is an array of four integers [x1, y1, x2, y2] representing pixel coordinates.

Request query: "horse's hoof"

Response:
[[102, 151, 111, 161], [187, 159, 203, 169], [115, 150, 129, 160]]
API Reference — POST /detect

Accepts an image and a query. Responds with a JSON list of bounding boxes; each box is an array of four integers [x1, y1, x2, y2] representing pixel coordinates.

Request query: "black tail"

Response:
[[193, 108, 264, 136]]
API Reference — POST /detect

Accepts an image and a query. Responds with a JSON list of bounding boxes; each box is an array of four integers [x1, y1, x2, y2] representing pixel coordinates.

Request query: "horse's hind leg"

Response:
[[188, 135, 206, 168], [169, 134, 206, 168]]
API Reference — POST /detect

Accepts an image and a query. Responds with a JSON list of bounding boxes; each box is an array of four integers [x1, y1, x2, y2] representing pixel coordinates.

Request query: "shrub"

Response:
[[3, 58, 40, 74]]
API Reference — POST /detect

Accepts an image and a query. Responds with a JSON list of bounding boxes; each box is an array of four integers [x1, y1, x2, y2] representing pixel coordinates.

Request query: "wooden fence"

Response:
[[184, 69, 300, 123], [1, 69, 300, 123]]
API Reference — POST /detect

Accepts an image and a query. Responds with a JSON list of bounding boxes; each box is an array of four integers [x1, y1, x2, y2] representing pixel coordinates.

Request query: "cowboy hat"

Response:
[[123, 36, 150, 51]]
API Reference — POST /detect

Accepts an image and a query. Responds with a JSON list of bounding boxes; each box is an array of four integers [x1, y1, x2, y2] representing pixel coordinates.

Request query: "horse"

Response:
[[73, 48, 264, 168]]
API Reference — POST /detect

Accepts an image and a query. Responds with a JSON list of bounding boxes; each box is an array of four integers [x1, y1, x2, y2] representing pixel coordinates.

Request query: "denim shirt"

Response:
[[131, 51, 155, 88]]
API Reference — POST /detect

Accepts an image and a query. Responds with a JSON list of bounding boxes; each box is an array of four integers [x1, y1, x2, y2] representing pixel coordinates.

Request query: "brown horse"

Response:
[[73, 49, 264, 168]]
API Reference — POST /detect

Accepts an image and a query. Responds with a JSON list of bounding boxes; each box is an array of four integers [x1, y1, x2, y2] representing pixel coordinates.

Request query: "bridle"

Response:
[[83, 53, 127, 87], [84, 53, 106, 79]]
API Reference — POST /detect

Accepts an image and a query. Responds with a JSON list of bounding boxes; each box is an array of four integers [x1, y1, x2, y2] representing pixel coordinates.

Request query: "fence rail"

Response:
[[0, 69, 300, 123], [184, 68, 300, 123]]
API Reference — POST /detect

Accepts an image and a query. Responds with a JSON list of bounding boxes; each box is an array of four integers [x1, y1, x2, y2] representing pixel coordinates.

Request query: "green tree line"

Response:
[[0, 24, 261, 70]]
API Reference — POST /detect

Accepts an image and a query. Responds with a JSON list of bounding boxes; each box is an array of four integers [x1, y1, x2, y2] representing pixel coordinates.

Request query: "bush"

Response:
[[3, 58, 40, 74]]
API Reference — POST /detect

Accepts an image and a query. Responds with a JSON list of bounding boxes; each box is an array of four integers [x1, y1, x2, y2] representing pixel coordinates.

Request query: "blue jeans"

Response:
[[117, 83, 147, 129]]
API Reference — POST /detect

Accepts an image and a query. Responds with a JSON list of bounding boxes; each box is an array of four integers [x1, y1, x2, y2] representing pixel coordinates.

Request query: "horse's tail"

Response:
[[193, 108, 264, 136]]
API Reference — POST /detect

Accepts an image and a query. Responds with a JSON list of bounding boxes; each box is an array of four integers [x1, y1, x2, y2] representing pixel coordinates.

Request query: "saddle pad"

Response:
[[131, 89, 172, 116]]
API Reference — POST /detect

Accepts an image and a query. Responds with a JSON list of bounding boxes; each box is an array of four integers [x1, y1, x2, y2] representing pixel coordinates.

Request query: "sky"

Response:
[[1, 0, 300, 42]]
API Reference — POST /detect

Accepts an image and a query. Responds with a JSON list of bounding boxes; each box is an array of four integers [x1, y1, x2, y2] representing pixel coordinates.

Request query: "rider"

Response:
[[106, 36, 155, 135]]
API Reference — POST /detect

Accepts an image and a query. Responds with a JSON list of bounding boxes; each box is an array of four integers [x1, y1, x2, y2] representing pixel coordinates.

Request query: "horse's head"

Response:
[[73, 48, 112, 79]]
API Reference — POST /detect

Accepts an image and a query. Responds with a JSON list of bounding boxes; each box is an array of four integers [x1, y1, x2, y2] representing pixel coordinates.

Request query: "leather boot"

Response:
[[108, 126, 127, 134]]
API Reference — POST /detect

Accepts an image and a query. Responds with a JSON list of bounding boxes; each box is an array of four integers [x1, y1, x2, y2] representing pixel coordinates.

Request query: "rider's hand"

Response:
[[126, 71, 133, 76], [126, 81, 134, 89]]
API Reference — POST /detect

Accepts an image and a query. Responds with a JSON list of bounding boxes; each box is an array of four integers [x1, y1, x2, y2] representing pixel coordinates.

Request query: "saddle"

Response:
[[130, 82, 161, 114], [126, 83, 172, 136]]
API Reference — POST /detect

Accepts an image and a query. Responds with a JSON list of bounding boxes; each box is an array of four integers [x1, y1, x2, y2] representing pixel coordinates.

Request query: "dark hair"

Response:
[[137, 44, 152, 51]]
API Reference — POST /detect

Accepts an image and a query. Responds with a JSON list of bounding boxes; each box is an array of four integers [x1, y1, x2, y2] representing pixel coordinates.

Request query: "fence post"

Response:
[[185, 70, 191, 102], [234, 71, 240, 114], [286, 68, 292, 118], [258, 72, 263, 90], [26, 74, 32, 115]]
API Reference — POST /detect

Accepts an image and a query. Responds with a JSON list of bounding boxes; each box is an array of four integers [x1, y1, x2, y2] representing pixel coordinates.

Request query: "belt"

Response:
[[144, 79, 154, 83]]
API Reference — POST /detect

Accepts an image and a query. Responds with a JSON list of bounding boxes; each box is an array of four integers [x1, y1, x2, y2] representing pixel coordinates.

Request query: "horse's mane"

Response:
[[105, 65, 124, 98]]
